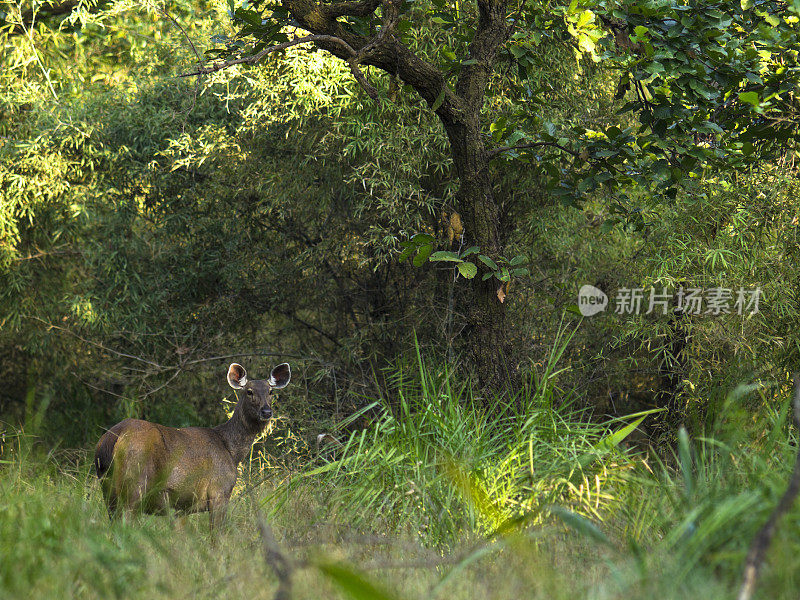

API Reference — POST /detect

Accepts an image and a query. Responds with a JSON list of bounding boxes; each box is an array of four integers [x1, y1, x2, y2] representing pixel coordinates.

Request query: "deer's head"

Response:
[[227, 362, 291, 423]]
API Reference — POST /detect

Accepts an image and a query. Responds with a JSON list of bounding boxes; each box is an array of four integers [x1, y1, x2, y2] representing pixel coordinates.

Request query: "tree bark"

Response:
[[445, 122, 508, 388]]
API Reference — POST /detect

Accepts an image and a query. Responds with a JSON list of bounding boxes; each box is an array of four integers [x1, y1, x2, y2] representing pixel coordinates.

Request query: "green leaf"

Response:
[[482, 272, 494, 281], [429, 251, 462, 262], [506, 130, 525, 147], [511, 267, 530, 277], [490, 116, 507, 134], [644, 61, 665, 75], [398, 246, 415, 263], [457, 262, 478, 279], [509, 45, 525, 59], [678, 426, 694, 501], [317, 562, 400, 600], [577, 409, 663, 469], [634, 25, 648, 38], [738, 91, 760, 107], [234, 8, 263, 27], [411, 233, 434, 245], [478, 254, 498, 271], [431, 87, 446, 111], [461, 245, 480, 257], [596, 415, 647, 451], [578, 36, 596, 54], [576, 9, 594, 28], [300, 460, 340, 477], [741, 0, 753, 7], [509, 255, 526, 266], [413, 244, 433, 267]]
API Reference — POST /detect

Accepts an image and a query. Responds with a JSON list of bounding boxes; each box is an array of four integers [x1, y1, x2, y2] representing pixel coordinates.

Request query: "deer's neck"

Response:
[[214, 404, 265, 466]]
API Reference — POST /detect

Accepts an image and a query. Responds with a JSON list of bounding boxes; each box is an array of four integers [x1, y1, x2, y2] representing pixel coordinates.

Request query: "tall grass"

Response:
[[602, 381, 800, 598], [3, 357, 800, 598], [278, 334, 650, 547], [0, 431, 604, 600]]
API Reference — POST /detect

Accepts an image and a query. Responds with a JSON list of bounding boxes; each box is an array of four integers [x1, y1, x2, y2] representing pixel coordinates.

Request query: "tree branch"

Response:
[[283, 0, 465, 124], [325, 0, 381, 18], [4, 0, 78, 36], [455, 0, 512, 114], [11, 244, 76, 261], [25, 316, 170, 372], [487, 141, 579, 158], [160, 7, 202, 64], [179, 33, 380, 100], [347, 57, 379, 100], [179, 34, 357, 76]]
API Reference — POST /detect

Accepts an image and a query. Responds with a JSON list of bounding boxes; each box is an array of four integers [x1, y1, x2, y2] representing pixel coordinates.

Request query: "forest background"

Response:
[[1, 0, 800, 598]]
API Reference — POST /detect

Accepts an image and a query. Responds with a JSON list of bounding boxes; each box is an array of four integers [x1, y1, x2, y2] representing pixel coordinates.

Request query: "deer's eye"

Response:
[[246, 389, 254, 396]]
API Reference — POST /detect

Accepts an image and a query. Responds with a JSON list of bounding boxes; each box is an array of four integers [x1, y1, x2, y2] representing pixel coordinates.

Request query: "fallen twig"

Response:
[[738, 374, 800, 600], [257, 517, 295, 600]]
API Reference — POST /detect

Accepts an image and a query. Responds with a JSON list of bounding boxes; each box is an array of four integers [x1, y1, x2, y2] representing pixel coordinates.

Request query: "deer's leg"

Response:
[[208, 494, 229, 533], [100, 476, 119, 521], [104, 494, 119, 521], [173, 514, 190, 532]]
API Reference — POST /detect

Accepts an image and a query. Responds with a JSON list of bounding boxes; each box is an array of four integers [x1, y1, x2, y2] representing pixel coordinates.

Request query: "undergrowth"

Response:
[[273, 337, 650, 547], [2, 364, 800, 599]]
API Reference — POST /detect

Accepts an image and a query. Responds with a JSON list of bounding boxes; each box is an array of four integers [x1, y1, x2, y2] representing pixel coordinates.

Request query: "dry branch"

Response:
[[487, 141, 580, 159], [179, 34, 379, 100], [4, 0, 79, 36], [738, 374, 800, 600], [257, 517, 294, 600]]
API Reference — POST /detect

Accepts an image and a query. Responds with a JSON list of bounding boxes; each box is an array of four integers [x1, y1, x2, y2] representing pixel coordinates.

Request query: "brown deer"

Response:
[[94, 362, 290, 528]]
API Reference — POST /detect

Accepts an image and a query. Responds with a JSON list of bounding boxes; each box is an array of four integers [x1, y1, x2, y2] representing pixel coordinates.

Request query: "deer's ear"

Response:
[[227, 363, 248, 389], [269, 363, 291, 389]]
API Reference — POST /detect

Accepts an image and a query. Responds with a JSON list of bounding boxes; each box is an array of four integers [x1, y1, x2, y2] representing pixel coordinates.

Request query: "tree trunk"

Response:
[[446, 122, 508, 389], [278, 0, 513, 388]]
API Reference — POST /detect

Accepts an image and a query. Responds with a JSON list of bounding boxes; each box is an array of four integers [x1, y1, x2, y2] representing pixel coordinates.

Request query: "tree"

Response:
[[188, 0, 798, 389], [187, 0, 527, 386], [6, 0, 797, 393]]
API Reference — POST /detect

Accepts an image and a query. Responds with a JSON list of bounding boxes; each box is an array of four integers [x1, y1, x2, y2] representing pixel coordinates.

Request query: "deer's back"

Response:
[[95, 418, 238, 514]]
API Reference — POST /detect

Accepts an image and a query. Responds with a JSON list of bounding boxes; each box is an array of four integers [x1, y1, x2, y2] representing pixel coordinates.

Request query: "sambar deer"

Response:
[[94, 362, 290, 528]]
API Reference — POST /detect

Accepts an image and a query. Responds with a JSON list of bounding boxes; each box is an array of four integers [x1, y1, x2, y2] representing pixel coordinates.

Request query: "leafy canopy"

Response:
[[207, 0, 798, 229]]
